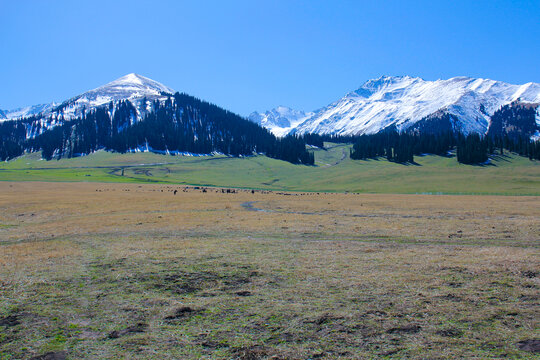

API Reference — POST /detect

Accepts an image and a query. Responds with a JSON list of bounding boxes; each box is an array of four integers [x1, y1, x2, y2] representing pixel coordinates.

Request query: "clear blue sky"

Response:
[[1, 0, 539, 116]]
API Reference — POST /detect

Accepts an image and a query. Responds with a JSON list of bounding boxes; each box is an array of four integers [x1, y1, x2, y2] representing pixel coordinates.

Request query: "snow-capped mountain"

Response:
[[248, 106, 314, 137], [62, 73, 174, 116], [1, 73, 174, 122], [287, 76, 540, 136], [0, 75, 316, 164]]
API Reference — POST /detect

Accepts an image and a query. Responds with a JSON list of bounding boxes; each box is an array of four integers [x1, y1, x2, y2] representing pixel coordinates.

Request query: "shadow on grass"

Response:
[[350, 157, 422, 166], [464, 162, 497, 167], [489, 154, 512, 163]]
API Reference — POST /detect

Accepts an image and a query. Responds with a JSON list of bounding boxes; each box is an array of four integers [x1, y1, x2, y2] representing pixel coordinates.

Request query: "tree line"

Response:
[[1, 97, 539, 165], [346, 131, 539, 165], [0, 93, 315, 165], [301, 102, 540, 165]]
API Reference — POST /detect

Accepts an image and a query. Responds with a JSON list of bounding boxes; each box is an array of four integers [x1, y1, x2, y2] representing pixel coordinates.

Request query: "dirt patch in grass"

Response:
[[232, 345, 286, 360], [0, 314, 20, 327], [310, 313, 345, 326], [516, 339, 540, 353], [235, 290, 252, 296], [164, 306, 204, 322], [198, 339, 229, 350], [151, 268, 258, 295], [436, 328, 464, 337], [107, 322, 148, 339], [29, 351, 67, 360], [521, 270, 537, 278], [386, 324, 422, 334]]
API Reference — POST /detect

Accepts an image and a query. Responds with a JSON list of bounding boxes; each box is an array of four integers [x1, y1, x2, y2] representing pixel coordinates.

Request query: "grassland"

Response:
[[0, 143, 539, 195], [0, 182, 538, 359]]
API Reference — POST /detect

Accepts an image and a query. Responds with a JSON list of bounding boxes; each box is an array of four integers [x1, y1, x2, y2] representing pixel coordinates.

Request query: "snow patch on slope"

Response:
[[533, 108, 540, 141]]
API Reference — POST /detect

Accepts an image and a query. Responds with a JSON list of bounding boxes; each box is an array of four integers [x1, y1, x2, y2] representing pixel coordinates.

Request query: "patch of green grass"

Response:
[[41, 330, 67, 353], [1, 144, 539, 195]]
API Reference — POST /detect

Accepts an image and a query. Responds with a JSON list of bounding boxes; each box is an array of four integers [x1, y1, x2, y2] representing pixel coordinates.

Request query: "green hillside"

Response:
[[1, 143, 539, 195]]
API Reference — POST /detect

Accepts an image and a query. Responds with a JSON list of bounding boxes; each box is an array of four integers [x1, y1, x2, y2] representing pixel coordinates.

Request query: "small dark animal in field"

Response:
[[174, 190, 177, 195]]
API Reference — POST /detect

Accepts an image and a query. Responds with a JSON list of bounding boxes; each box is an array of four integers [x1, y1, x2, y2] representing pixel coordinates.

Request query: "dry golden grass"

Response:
[[0, 182, 539, 359]]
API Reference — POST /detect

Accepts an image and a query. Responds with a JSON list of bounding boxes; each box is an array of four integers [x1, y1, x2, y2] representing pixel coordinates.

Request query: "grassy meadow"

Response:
[[0, 143, 539, 195], [0, 182, 539, 359], [0, 145, 539, 359]]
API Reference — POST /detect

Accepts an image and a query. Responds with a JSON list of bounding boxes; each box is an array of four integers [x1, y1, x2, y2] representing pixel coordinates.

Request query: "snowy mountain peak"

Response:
[[97, 73, 175, 96], [78, 73, 175, 105], [49, 73, 176, 121], [348, 75, 423, 99], [248, 106, 314, 137], [361, 75, 419, 88], [1, 74, 176, 122]]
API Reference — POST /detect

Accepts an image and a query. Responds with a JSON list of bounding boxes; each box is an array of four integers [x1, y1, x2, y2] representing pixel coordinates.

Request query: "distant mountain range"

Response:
[[251, 76, 540, 139], [3, 74, 540, 140], [1, 74, 539, 163]]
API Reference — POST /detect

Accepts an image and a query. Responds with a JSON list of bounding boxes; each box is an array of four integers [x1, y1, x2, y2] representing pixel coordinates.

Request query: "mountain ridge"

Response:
[[3, 74, 540, 140], [251, 75, 540, 137]]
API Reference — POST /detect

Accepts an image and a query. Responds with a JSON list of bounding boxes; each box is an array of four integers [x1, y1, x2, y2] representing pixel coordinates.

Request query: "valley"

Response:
[[1, 143, 539, 195], [2, 2, 539, 359]]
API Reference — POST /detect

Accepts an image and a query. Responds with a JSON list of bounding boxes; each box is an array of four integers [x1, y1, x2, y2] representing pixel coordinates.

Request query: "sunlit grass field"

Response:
[[0, 144, 539, 358], [0, 182, 539, 359], [0, 143, 539, 195]]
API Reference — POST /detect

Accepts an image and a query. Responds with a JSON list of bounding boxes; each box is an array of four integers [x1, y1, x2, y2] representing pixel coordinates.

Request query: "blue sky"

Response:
[[1, 0, 539, 116]]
